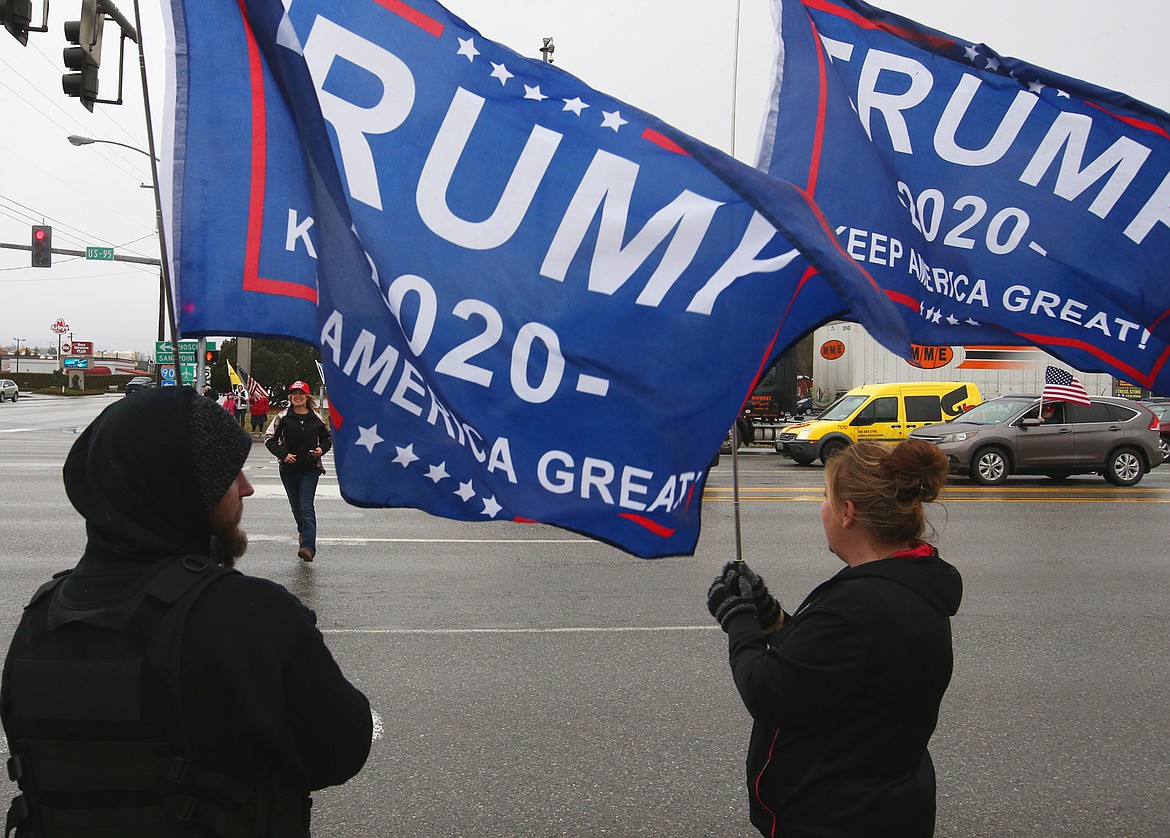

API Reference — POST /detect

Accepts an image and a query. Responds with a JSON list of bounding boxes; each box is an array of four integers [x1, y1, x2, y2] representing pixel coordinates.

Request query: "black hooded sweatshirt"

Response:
[[2, 389, 371, 818], [725, 546, 962, 838]]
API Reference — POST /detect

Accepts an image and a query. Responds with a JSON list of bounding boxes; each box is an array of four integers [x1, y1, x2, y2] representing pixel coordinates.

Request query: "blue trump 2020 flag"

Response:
[[752, 0, 1170, 393], [159, 0, 908, 557]]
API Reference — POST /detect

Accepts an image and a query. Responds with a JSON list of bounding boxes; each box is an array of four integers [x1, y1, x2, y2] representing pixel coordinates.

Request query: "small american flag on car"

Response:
[[1042, 366, 1091, 405]]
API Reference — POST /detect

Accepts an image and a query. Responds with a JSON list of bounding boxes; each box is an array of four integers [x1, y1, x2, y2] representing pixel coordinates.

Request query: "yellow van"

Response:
[[774, 382, 982, 465]]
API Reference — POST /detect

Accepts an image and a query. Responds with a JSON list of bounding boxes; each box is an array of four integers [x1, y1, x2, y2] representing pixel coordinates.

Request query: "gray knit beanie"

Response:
[[188, 392, 253, 512]]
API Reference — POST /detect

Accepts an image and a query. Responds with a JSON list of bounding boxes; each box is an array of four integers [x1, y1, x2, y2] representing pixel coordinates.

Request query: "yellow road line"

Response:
[[702, 495, 1170, 503], [702, 493, 823, 500], [930, 497, 1169, 503], [705, 485, 1168, 493]]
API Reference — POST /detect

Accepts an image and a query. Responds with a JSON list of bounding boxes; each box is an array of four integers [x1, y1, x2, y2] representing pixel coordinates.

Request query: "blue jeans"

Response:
[[280, 466, 321, 553]]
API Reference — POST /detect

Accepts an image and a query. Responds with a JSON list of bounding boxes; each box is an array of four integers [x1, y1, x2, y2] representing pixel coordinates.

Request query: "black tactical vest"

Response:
[[3, 555, 309, 837]]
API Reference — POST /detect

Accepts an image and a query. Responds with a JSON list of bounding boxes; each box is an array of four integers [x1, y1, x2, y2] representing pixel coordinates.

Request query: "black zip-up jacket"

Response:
[[725, 546, 962, 838], [265, 407, 332, 472]]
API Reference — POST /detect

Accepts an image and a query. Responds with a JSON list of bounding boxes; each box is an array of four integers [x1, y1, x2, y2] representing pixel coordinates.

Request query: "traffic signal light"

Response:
[[1, 0, 33, 45], [62, 0, 104, 111], [205, 349, 220, 364], [30, 225, 52, 268]]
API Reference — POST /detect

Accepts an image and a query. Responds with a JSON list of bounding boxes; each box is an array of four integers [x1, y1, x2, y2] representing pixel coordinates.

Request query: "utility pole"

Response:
[[237, 337, 252, 386]]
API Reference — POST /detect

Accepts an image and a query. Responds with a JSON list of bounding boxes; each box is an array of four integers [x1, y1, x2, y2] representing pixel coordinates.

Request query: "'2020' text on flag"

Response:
[[753, 0, 1170, 393], [160, 0, 910, 557]]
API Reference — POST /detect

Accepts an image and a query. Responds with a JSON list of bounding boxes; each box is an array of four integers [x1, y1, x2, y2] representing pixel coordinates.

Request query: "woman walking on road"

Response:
[[707, 439, 962, 838], [265, 381, 332, 562]]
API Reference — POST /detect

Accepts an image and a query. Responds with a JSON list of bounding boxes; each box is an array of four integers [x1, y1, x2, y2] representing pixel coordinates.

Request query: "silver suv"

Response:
[[0, 379, 17, 402], [909, 395, 1162, 486]]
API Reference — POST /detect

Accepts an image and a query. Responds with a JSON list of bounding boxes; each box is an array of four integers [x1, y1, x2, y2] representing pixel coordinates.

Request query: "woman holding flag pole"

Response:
[[707, 439, 962, 836], [226, 360, 250, 428], [236, 386, 249, 427]]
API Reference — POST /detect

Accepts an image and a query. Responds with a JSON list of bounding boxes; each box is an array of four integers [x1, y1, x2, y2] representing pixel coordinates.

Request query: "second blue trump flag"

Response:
[[753, 0, 1170, 391]]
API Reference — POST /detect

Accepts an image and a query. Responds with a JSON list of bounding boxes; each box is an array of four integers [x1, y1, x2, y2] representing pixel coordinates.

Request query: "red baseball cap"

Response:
[[289, 381, 310, 393]]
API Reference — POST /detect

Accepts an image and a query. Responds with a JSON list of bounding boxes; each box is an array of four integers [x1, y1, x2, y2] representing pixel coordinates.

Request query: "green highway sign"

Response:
[[156, 339, 216, 365], [86, 246, 114, 261], [160, 364, 198, 386]]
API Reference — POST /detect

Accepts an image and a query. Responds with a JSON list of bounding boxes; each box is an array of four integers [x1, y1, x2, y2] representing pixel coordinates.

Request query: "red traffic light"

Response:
[[31, 225, 52, 268]]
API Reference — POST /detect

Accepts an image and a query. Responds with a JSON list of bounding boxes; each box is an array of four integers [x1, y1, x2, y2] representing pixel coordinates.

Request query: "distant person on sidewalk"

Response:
[[265, 381, 332, 562], [1, 386, 371, 837], [250, 386, 270, 434], [234, 384, 250, 428]]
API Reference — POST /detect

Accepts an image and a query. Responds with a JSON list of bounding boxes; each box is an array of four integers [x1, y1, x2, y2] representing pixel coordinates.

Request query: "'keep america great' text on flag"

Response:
[[753, 0, 1170, 393], [159, 0, 908, 557]]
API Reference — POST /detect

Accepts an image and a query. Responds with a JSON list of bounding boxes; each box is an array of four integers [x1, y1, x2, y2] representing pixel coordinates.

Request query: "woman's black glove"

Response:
[[707, 564, 757, 631], [738, 562, 784, 631]]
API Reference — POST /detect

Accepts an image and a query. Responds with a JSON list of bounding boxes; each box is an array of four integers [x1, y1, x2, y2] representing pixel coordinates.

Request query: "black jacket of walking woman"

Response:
[[708, 439, 962, 838], [265, 402, 332, 472]]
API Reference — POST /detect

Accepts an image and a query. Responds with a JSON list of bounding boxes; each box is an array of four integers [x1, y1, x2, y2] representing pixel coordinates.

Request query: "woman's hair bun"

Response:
[[888, 438, 949, 504]]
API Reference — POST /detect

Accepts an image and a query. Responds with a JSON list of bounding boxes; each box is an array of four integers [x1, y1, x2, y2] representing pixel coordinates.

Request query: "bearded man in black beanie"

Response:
[[1, 386, 371, 837]]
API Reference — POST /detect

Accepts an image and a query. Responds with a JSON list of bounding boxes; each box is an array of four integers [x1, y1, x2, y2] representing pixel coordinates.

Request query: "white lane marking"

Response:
[[0, 429, 36, 433], [247, 483, 341, 499], [324, 625, 718, 635], [371, 710, 383, 741]]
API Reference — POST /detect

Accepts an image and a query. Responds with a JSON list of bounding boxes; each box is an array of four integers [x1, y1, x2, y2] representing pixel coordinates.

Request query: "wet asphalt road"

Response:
[[1, 394, 1167, 837]]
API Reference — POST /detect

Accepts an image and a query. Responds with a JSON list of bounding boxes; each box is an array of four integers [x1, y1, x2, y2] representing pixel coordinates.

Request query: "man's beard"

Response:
[[210, 505, 248, 568]]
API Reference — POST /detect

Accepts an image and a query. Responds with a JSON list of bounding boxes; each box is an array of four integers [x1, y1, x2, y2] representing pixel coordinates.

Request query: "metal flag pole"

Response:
[[731, 422, 744, 563], [730, 0, 746, 564], [731, 0, 742, 160]]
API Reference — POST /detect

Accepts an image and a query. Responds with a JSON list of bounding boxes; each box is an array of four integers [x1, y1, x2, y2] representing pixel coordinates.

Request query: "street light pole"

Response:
[[13, 339, 24, 373], [67, 134, 157, 159], [67, 129, 177, 379], [130, 0, 181, 378]]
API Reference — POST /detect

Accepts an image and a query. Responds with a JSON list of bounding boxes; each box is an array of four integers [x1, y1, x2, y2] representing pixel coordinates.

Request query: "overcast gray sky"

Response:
[[1, 0, 1166, 358]]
